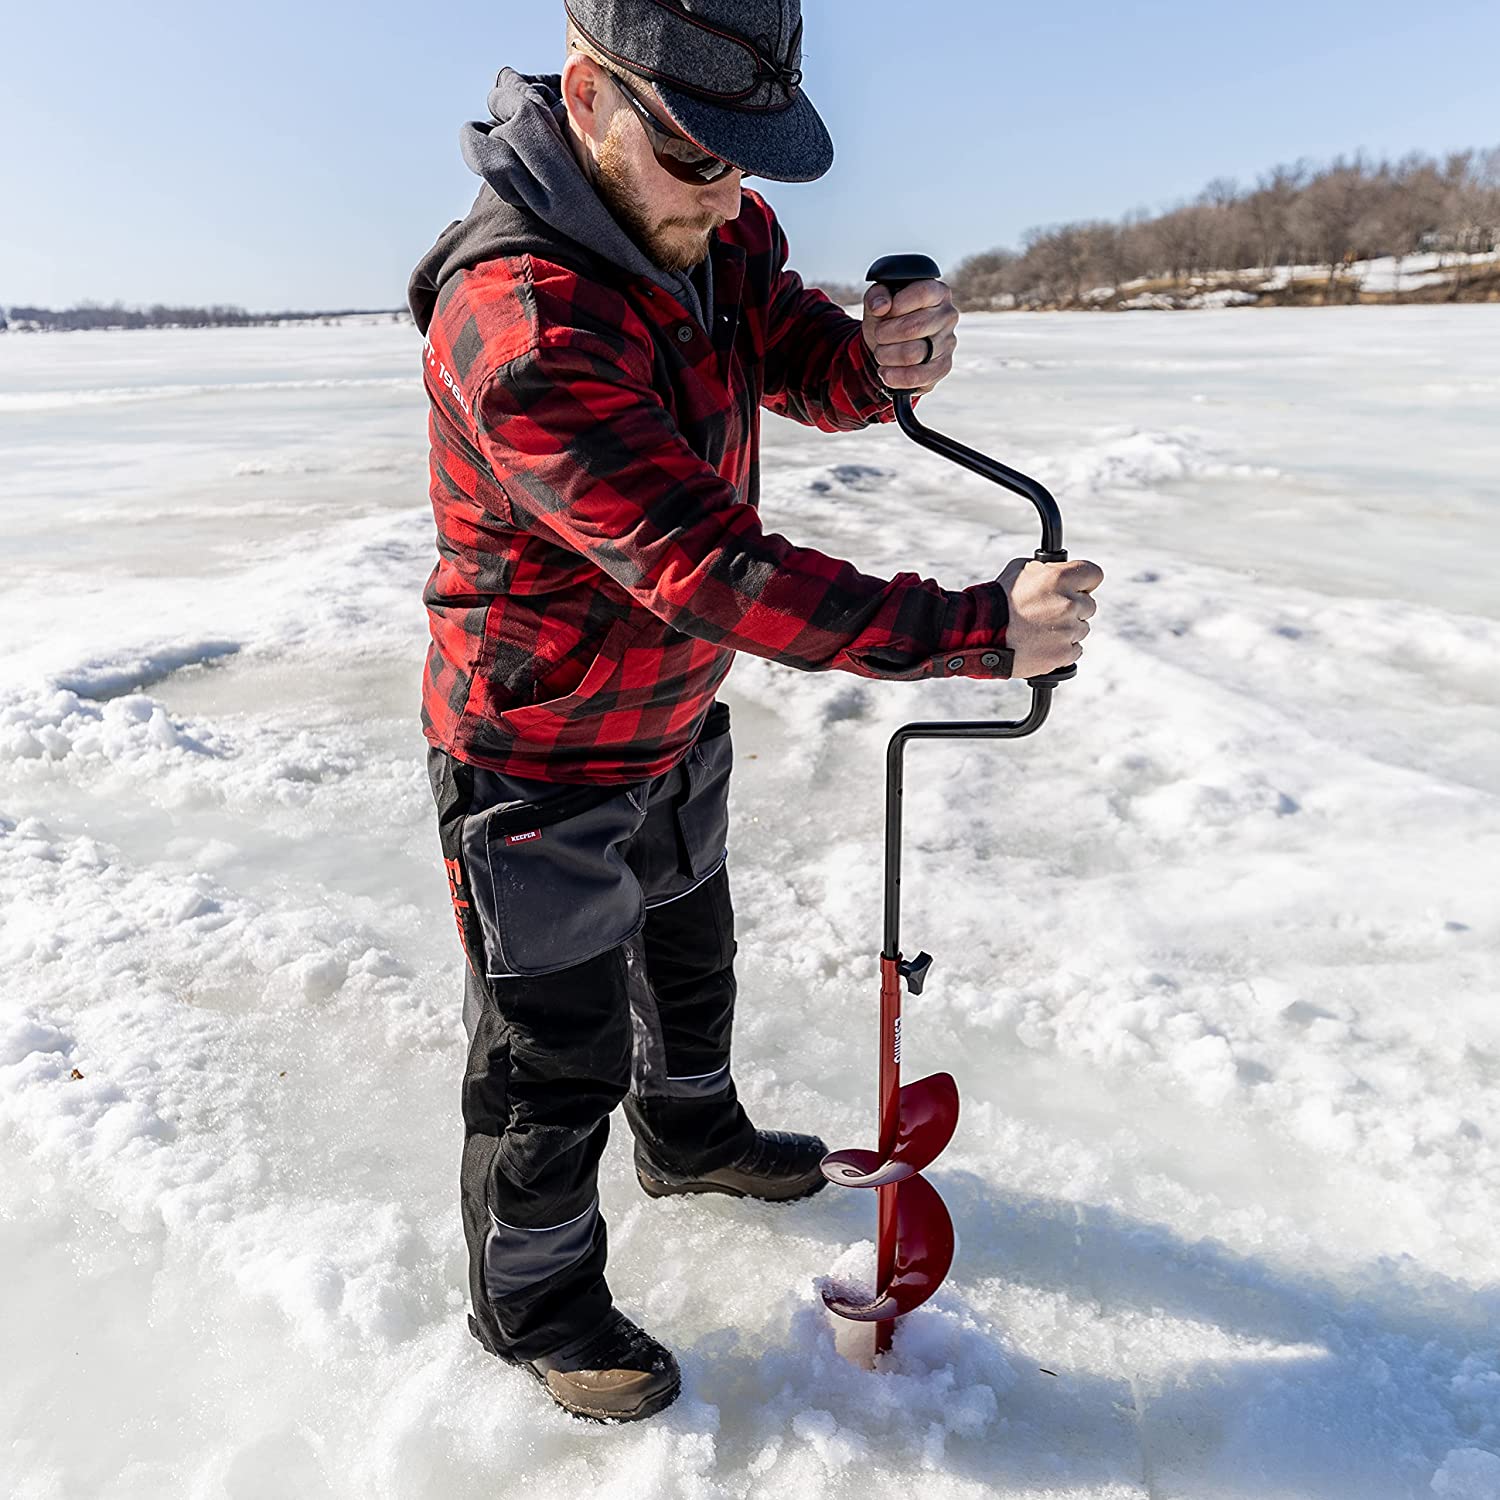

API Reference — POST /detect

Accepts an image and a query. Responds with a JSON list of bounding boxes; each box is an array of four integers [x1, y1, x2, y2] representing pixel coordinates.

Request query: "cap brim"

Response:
[[651, 82, 833, 183]]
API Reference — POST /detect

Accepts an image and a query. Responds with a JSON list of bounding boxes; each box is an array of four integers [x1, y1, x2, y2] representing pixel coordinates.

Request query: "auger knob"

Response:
[[867, 252, 943, 299]]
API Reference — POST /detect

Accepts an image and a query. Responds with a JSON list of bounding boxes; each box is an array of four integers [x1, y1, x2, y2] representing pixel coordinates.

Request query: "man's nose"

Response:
[[707, 172, 743, 220]]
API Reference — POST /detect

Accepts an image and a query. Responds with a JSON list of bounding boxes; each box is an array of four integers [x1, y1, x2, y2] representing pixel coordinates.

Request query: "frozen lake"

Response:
[[2, 305, 1497, 1498]]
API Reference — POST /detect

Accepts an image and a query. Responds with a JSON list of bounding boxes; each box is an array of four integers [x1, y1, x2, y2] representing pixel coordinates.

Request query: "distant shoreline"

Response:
[[7, 252, 1500, 336], [0, 309, 413, 335], [972, 250, 1500, 313]]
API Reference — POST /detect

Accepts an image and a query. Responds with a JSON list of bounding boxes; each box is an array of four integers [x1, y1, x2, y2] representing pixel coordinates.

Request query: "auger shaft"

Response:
[[818, 251, 1078, 1365]]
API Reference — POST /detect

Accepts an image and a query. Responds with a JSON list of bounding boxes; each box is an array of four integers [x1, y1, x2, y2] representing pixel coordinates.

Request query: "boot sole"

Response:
[[518, 1361, 682, 1423], [636, 1167, 828, 1202]]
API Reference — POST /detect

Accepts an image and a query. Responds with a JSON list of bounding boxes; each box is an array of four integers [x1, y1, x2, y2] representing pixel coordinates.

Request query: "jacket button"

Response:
[[946, 656, 964, 671], [981, 652, 1001, 668], [677, 325, 694, 343]]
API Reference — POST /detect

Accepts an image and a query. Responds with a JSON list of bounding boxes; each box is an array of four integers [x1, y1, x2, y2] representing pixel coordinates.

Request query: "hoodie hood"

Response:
[[407, 68, 712, 337]]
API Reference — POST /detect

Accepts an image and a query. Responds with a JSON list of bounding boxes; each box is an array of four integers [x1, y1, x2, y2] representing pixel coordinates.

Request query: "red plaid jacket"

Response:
[[412, 186, 1013, 785]]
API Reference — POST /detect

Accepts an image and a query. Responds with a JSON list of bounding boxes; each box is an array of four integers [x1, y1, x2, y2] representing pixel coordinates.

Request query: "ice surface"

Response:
[[1, 309, 1497, 1497]]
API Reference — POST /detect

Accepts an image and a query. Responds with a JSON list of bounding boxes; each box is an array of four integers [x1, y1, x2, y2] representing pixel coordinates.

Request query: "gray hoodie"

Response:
[[408, 68, 712, 336]]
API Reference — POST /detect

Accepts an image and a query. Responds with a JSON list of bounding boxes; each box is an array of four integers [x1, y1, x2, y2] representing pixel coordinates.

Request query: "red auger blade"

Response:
[[820, 1172, 956, 1322], [820, 1073, 960, 1188]]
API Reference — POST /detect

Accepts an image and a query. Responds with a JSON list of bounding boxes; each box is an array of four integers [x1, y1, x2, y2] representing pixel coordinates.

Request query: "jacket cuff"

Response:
[[843, 324, 925, 426], [864, 643, 1015, 682], [938, 644, 1014, 678]]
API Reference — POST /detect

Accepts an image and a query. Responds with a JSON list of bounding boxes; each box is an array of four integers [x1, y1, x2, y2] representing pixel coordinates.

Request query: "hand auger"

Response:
[[819, 254, 1078, 1361]]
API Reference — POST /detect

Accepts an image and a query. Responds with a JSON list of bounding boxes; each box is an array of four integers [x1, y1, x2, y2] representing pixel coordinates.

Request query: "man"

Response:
[[407, 0, 1101, 1424]]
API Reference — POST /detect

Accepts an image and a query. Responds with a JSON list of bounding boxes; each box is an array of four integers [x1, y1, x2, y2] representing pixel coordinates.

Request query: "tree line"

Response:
[[1, 302, 409, 333], [12, 147, 1499, 328], [809, 147, 1500, 311], [944, 147, 1500, 311]]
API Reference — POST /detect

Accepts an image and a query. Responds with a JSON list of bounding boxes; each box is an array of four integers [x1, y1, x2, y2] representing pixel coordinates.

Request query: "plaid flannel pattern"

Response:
[[418, 188, 1012, 785]]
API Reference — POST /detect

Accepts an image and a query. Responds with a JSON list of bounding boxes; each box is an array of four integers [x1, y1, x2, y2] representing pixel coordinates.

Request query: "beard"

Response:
[[593, 115, 721, 273]]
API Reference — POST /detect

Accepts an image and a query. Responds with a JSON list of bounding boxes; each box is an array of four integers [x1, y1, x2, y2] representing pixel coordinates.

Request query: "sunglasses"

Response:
[[606, 70, 744, 185]]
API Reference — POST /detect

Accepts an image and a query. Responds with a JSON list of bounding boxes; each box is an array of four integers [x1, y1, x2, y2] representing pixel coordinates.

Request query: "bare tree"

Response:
[[1288, 154, 1374, 295], [951, 248, 1020, 310]]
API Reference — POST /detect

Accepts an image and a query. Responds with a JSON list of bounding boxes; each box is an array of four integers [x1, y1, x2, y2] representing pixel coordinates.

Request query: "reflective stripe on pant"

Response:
[[430, 705, 755, 1362]]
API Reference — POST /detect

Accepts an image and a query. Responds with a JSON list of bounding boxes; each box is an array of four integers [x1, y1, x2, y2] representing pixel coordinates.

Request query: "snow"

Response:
[[1105, 250, 1500, 308], [1, 307, 1497, 1497], [1253, 250, 1500, 294], [1117, 289, 1260, 311]]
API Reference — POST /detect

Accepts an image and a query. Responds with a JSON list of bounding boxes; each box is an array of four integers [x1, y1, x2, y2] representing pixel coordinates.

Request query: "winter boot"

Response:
[[636, 1129, 829, 1202], [514, 1307, 681, 1423]]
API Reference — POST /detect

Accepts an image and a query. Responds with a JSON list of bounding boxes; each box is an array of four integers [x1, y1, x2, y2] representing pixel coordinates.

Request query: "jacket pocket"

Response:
[[461, 782, 650, 978], [498, 612, 643, 734]]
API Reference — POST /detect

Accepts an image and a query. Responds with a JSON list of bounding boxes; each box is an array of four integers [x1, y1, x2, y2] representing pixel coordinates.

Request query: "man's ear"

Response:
[[561, 53, 609, 142]]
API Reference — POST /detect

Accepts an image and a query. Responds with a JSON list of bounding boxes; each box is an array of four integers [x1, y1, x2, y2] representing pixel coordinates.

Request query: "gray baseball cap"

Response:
[[563, 0, 833, 183]]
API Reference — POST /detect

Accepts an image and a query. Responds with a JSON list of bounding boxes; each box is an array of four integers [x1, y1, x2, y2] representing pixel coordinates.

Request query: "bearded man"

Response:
[[407, 0, 1100, 1423]]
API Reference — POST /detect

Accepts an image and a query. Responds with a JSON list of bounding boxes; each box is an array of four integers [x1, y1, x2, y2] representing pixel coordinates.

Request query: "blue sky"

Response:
[[3, 0, 1496, 311]]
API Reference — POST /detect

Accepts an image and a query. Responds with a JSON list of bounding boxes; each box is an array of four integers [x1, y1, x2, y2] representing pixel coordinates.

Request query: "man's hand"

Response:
[[996, 557, 1104, 679], [862, 278, 958, 394]]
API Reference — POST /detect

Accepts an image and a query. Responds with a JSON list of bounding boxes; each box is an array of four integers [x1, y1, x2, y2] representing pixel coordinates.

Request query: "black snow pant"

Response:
[[427, 699, 757, 1363]]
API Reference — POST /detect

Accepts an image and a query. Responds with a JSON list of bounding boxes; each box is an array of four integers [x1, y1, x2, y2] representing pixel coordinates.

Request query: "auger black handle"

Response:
[[867, 253, 1077, 689]]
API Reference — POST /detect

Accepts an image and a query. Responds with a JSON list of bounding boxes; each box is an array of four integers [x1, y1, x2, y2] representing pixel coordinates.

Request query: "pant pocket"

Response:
[[676, 715, 732, 883], [461, 785, 649, 978]]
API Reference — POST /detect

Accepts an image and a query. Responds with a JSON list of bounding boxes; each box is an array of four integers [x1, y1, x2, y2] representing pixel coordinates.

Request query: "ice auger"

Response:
[[819, 255, 1078, 1360]]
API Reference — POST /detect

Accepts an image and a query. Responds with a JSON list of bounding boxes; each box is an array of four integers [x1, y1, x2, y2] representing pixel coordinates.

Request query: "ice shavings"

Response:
[[1051, 425, 1278, 497], [0, 688, 214, 765]]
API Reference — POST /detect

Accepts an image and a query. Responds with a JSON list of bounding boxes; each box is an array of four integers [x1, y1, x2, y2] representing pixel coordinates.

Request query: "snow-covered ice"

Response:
[[1, 306, 1496, 1498]]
